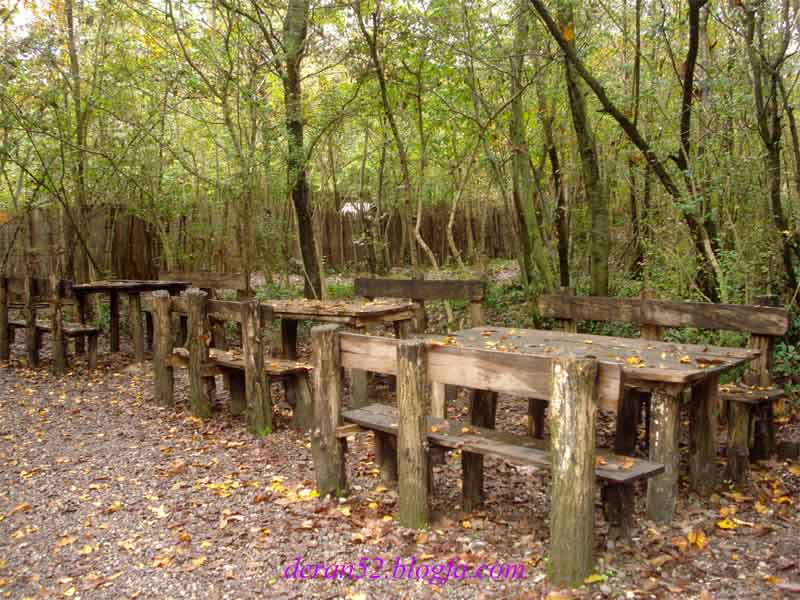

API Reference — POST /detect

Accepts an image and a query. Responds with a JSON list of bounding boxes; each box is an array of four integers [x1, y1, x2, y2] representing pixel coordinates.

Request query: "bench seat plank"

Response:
[[170, 347, 312, 377], [9, 319, 100, 337], [343, 403, 664, 484], [719, 384, 784, 405]]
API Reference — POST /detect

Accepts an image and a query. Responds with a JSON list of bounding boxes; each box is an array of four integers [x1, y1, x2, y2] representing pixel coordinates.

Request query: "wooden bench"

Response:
[[167, 347, 312, 427], [148, 289, 312, 434], [353, 277, 487, 414], [8, 320, 99, 369], [144, 271, 250, 350], [1, 275, 99, 372], [310, 326, 664, 586], [538, 290, 790, 480]]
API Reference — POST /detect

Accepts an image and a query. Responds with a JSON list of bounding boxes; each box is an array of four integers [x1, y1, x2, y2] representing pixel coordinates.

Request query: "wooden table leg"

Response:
[[130, 293, 144, 362], [462, 389, 497, 512], [690, 374, 718, 495], [109, 291, 120, 352], [647, 384, 682, 523], [280, 319, 298, 360], [74, 293, 87, 354]]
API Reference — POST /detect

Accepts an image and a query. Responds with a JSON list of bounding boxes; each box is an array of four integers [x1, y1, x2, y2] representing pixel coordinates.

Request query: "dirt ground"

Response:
[[1, 334, 799, 600]]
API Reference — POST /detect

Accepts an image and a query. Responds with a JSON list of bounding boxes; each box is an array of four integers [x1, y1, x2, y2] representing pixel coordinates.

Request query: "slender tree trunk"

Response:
[[283, 0, 322, 298]]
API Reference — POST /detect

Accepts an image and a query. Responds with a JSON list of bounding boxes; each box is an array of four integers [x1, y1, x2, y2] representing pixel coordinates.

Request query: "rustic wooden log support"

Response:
[[0, 278, 8, 361], [289, 374, 313, 430], [375, 431, 398, 482], [548, 356, 598, 588], [86, 333, 98, 370], [690, 374, 718, 495], [726, 401, 751, 482], [144, 311, 154, 351], [186, 288, 215, 419], [281, 318, 298, 360], [646, 384, 682, 523], [24, 276, 38, 367], [462, 389, 497, 512], [109, 291, 120, 352], [129, 292, 144, 363], [242, 299, 272, 435], [151, 291, 175, 406], [49, 275, 67, 375], [349, 368, 369, 409], [604, 387, 642, 539], [311, 324, 348, 497], [228, 371, 247, 416], [751, 401, 775, 461], [528, 398, 547, 438], [397, 340, 429, 529], [74, 292, 86, 354]]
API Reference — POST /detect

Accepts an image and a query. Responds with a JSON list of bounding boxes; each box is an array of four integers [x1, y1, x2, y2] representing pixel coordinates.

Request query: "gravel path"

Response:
[[1, 338, 799, 599]]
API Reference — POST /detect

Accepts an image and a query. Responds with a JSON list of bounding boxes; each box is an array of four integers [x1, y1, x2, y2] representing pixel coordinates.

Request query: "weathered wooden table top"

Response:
[[447, 326, 759, 386], [267, 298, 416, 322], [72, 280, 191, 294]]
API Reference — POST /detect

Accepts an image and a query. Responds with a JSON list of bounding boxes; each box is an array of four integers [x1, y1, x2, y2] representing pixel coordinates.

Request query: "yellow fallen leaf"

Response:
[[764, 575, 783, 584], [462, 519, 471, 529], [200, 540, 213, 549], [77, 544, 94, 555], [716, 518, 737, 530], [788, 465, 800, 477], [719, 506, 736, 517], [584, 573, 605, 584], [56, 535, 77, 550], [625, 356, 643, 366], [772, 496, 791, 504], [755, 501, 768, 514], [340, 506, 351, 517], [374, 485, 388, 494], [191, 556, 207, 568], [368, 502, 378, 510], [107, 501, 123, 514], [688, 530, 707, 550], [382, 515, 393, 522], [63, 587, 76, 597]]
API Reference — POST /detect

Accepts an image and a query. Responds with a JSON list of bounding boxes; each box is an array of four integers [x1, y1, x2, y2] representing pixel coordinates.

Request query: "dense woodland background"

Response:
[[2, 0, 800, 305]]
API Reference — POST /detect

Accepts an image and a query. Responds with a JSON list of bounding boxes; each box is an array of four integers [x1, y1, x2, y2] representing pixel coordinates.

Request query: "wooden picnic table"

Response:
[[266, 298, 416, 408], [266, 298, 417, 360], [447, 326, 760, 523], [73, 280, 190, 362]]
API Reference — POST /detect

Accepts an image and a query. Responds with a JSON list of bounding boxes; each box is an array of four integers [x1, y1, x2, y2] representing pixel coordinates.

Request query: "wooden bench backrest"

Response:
[[159, 270, 249, 293], [538, 294, 788, 337], [354, 278, 486, 327], [336, 332, 622, 411], [1, 277, 73, 304]]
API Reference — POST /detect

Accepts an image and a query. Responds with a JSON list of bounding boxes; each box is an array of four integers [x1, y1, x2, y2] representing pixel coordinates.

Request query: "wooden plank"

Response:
[[339, 332, 622, 410], [641, 298, 788, 336], [539, 295, 642, 323], [72, 280, 190, 294], [343, 404, 664, 484], [354, 278, 486, 302], [269, 298, 416, 319], [159, 271, 248, 291], [539, 294, 789, 336]]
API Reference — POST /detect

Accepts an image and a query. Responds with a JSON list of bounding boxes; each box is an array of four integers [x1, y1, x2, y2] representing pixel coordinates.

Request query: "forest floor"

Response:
[[2, 279, 800, 599]]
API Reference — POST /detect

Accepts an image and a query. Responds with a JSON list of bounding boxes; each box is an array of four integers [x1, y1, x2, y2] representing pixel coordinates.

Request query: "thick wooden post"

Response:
[[559, 287, 578, 333], [726, 401, 751, 482], [469, 300, 485, 327], [228, 372, 247, 416], [24, 276, 38, 367], [462, 389, 497, 512], [186, 288, 214, 419], [397, 340, 429, 529], [412, 300, 427, 332], [647, 385, 682, 523], [640, 289, 663, 341], [375, 432, 398, 482], [144, 311, 154, 351], [749, 294, 779, 460], [528, 399, 547, 438], [311, 324, 347, 497], [690, 374, 718, 495], [151, 291, 175, 406], [349, 369, 369, 408], [289, 374, 313, 430], [50, 275, 67, 374], [280, 319, 298, 360], [130, 293, 145, 362], [109, 291, 120, 352], [548, 356, 597, 588], [74, 292, 86, 354], [242, 300, 272, 435]]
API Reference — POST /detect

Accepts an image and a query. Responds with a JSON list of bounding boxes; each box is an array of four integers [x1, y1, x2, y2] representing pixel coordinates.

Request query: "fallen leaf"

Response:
[[716, 518, 737, 530], [648, 554, 672, 568], [584, 573, 605, 584]]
